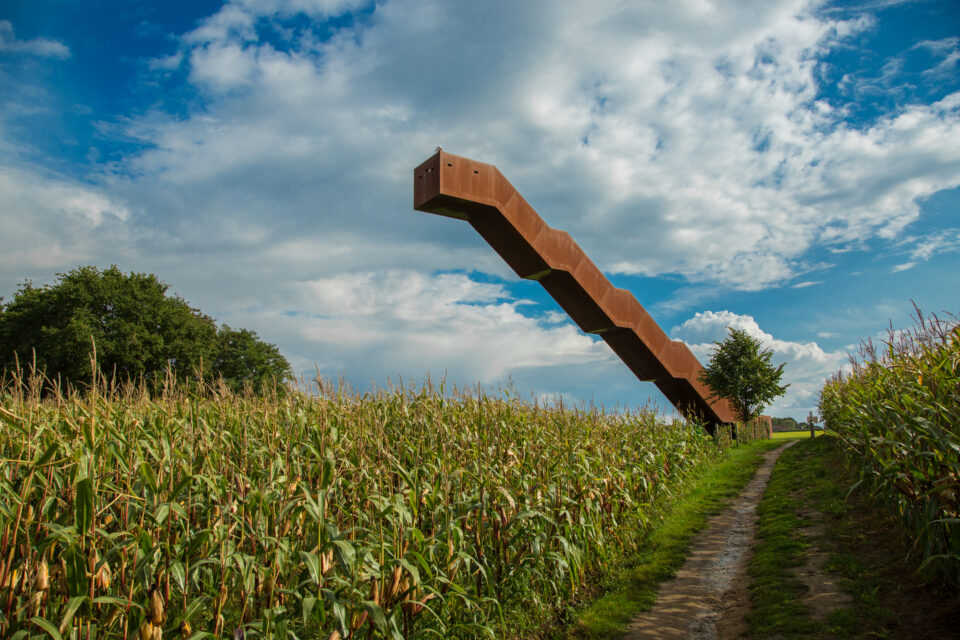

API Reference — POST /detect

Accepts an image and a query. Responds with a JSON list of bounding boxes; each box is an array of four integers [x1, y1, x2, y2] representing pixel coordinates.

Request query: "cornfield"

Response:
[[819, 308, 960, 588], [0, 373, 733, 639]]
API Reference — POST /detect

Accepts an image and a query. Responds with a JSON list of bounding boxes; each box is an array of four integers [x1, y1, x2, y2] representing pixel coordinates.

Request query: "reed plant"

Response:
[[0, 370, 732, 639], [819, 308, 960, 588]]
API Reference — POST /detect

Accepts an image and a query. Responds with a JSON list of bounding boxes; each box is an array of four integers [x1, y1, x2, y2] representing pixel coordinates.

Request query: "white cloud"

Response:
[[908, 228, 960, 261], [671, 310, 848, 416], [0, 167, 131, 283], [183, 5, 258, 45], [188, 43, 257, 91], [890, 228, 960, 271], [234, 0, 370, 16], [215, 269, 629, 402], [1, 0, 957, 417], [98, 0, 960, 297], [0, 21, 69, 59], [914, 37, 959, 55], [914, 37, 960, 78], [149, 52, 183, 72], [290, 270, 611, 377]]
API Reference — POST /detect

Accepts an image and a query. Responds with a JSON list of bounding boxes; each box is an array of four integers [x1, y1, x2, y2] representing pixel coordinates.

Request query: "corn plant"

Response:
[[0, 372, 735, 639], [819, 308, 960, 588]]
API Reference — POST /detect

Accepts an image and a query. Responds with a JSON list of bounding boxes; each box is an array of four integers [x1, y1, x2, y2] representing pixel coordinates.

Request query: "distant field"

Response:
[[771, 429, 821, 439]]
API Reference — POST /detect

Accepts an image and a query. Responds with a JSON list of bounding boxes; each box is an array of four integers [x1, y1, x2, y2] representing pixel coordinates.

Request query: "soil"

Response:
[[622, 441, 795, 640], [792, 526, 852, 623]]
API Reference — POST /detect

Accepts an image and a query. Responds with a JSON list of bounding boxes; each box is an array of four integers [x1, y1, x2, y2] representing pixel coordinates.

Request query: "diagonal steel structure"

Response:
[[413, 150, 736, 426]]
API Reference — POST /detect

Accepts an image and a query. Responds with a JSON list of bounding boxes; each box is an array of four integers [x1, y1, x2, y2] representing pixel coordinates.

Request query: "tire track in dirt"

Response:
[[622, 441, 796, 640]]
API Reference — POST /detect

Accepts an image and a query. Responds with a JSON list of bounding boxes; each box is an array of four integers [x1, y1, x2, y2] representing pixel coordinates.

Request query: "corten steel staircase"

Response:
[[413, 150, 736, 427]]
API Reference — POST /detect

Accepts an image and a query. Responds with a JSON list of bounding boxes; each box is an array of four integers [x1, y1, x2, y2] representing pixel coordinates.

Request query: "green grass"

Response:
[[745, 438, 826, 637], [745, 435, 960, 639], [770, 430, 822, 440], [563, 438, 785, 639]]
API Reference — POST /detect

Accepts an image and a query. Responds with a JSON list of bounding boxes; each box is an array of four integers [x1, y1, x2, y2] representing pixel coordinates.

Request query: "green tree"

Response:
[[0, 265, 290, 392], [770, 416, 798, 431], [698, 327, 788, 424], [213, 325, 291, 393]]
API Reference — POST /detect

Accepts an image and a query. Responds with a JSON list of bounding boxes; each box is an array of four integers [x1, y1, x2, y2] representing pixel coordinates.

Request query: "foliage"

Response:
[[819, 309, 960, 588], [770, 416, 798, 431], [698, 327, 788, 424], [213, 326, 291, 394], [0, 266, 214, 384], [0, 265, 290, 391], [0, 375, 741, 639]]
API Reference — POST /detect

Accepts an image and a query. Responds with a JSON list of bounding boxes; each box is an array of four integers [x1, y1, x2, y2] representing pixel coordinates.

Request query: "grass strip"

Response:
[[771, 430, 821, 440], [745, 435, 960, 639], [564, 437, 789, 639], [744, 437, 826, 637]]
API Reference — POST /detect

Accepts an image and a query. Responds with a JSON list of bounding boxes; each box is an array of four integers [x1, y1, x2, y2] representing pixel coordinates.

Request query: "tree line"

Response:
[[0, 265, 290, 393]]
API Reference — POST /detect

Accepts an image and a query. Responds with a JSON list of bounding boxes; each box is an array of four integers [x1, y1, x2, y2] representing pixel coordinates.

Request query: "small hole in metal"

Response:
[[447, 163, 453, 167], [473, 170, 479, 174]]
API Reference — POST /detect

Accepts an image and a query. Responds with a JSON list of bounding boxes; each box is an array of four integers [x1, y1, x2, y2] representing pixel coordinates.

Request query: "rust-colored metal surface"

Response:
[[413, 150, 736, 425]]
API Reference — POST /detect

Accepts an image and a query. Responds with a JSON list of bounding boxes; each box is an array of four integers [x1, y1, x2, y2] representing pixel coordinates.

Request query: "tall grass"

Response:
[[0, 372, 733, 639], [819, 309, 960, 588]]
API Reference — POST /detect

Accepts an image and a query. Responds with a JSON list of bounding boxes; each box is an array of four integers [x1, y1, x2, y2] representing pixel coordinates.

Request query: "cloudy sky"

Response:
[[1, 0, 958, 419]]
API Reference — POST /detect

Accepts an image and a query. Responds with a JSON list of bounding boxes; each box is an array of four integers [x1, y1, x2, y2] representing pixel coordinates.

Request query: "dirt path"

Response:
[[622, 441, 796, 640]]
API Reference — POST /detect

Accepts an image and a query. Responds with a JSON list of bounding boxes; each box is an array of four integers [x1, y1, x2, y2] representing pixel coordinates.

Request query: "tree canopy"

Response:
[[698, 327, 788, 424], [213, 325, 291, 393], [0, 265, 291, 391]]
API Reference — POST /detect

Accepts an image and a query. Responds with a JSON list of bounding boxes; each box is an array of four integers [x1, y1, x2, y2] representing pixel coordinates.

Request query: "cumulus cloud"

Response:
[[0, 168, 131, 285], [0, 21, 70, 58], [1, 0, 957, 417], [290, 270, 611, 378], [671, 310, 848, 416], [209, 269, 647, 408], [100, 0, 960, 297]]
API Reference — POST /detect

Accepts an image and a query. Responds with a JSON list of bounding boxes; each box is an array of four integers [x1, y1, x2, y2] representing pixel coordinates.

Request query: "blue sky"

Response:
[[1, 0, 958, 419]]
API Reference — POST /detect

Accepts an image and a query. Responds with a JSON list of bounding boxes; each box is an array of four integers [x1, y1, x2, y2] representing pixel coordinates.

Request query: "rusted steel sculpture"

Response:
[[413, 150, 736, 426]]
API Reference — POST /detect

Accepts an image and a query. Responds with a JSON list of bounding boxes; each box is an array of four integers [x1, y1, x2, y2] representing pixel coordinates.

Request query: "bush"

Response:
[[0, 265, 290, 392]]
